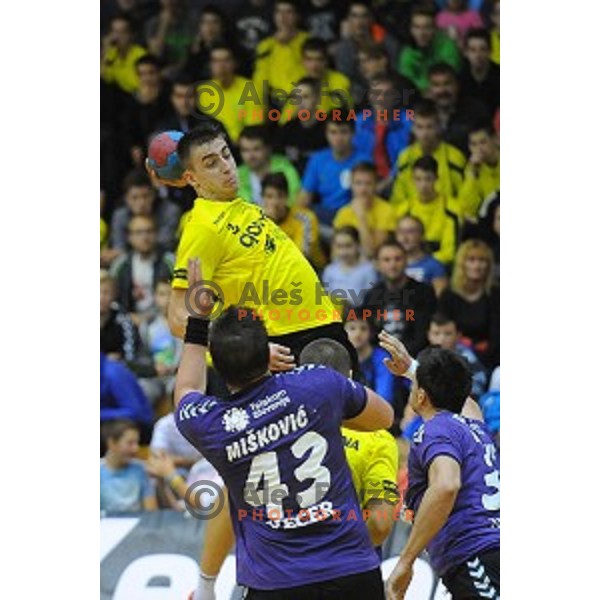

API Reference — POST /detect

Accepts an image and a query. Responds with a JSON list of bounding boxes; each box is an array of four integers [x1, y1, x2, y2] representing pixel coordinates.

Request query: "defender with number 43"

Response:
[[174, 259, 394, 599]]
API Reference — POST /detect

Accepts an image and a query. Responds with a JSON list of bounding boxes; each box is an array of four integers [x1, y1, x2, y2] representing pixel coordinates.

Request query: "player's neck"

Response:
[[420, 406, 441, 421], [406, 247, 424, 262], [357, 344, 373, 362], [105, 451, 127, 469], [228, 371, 271, 394], [194, 186, 237, 201], [333, 146, 352, 161]]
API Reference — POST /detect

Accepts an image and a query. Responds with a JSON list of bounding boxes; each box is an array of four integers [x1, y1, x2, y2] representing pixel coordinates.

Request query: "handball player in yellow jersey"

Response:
[[148, 121, 358, 370]]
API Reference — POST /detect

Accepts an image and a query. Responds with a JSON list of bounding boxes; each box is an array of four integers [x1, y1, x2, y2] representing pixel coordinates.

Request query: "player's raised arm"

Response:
[[173, 258, 214, 405]]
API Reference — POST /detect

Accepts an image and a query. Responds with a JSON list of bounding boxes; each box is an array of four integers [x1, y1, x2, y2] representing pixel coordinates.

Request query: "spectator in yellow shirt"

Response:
[[262, 173, 324, 269], [459, 125, 500, 220], [253, 0, 309, 103], [101, 15, 147, 94], [333, 162, 396, 258], [297, 38, 352, 114], [390, 99, 466, 207], [197, 44, 264, 143], [397, 156, 460, 265]]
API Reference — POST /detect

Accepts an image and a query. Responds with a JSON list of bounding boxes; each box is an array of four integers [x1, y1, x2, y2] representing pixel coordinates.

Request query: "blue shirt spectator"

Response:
[[100, 458, 155, 513], [405, 254, 447, 286], [100, 353, 153, 428]]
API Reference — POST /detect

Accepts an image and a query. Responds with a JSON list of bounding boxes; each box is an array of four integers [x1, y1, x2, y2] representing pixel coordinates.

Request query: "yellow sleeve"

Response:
[[376, 201, 397, 232], [332, 207, 351, 229], [389, 151, 413, 207], [458, 166, 482, 219], [362, 432, 401, 506], [172, 219, 222, 289], [433, 210, 459, 265]]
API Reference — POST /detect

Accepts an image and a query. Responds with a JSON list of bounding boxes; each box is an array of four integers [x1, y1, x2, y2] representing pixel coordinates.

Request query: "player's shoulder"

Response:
[[175, 391, 221, 428], [414, 412, 463, 444]]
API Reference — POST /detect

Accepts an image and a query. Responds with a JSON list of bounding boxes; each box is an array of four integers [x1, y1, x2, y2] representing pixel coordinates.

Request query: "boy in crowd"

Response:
[[100, 420, 157, 513], [396, 156, 461, 266], [390, 100, 466, 207], [427, 313, 487, 399], [262, 173, 324, 268], [110, 215, 175, 321], [458, 125, 500, 220], [363, 240, 437, 357], [333, 162, 396, 258], [321, 226, 378, 308], [298, 112, 371, 228], [237, 126, 301, 205], [110, 170, 180, 257], [395, 215, 448, 296]]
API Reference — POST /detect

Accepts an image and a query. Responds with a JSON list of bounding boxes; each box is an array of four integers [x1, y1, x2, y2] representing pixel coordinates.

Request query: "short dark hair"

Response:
[[351, 161, 377, 178], [177, 121, 227, 167], [414, 99, 439, 120], [333, 225, 360, 245], [262, 172, 289, 195], [412, 155, 438, 176], [201, 3, 226, 20], [171, 74, 196, 89], [136, 54, 162, 70], [358, 43, 388, 60], [326, 109, 355, 130], [210, 42, 235, 59], [465, 28, 491, 48], [376, 239, 406, 258], [415, 347, 472, 413], [209, 307, 270, 388], [299, 339, 352, 378], [302, 37, 328, 57], [101, 419, 139, 444], [295, 76, 322, 96], [469, 122, 495, 137], [397, 214, 425, 235], [123, 169, 153, 193], [411, 4, 435, 21], [111, 14, 134, 30], [430, 312, 456, 327], [239, 125, 271, 147], [428, 62, 457, 80]]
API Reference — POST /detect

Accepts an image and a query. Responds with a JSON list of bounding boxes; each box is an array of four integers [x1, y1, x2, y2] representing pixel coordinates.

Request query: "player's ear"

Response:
[[183, 169, 196, 187]]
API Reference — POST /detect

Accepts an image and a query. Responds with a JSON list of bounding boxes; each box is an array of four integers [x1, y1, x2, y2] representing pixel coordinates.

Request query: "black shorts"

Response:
[[243, 567, 384, 600], [442, 548, 500, 600], [268, 322, 359, 375]]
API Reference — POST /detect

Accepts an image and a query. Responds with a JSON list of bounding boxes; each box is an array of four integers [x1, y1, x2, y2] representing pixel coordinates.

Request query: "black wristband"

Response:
[[184, 317, 209, 346]]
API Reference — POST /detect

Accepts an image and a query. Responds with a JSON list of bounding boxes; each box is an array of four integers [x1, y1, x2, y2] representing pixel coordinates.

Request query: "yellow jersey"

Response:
[[198, 76, 265, 143], [342, 427, 400, 509], [277, 206, 325, 269], [396, 194, 461, 264], [253, 31, 309, 97], [333, 197, 397, 234], [101, 44, 147, 94], [173, 197, 340, 335], [101, 218, 108, 249], [458, 160, 500, 220], [390, 141, 466, 208]]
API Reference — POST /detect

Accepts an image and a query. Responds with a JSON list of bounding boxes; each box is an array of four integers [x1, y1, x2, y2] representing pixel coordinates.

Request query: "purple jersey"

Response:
[[176, 365, 380, 590], [405, 412, 500, 575]]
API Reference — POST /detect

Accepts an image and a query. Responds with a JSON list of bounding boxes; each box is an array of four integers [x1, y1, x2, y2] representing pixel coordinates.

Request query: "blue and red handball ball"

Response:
[[147, 130, 184, 180]]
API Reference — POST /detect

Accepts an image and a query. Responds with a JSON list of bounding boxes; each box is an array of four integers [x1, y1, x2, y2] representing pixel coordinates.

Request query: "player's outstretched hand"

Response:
[[385, 557, 413, 599], [269, 343, 296, 372], [379, 331, 413, 377], [145, 158, 187, 188], [187, 258, 216, 318]]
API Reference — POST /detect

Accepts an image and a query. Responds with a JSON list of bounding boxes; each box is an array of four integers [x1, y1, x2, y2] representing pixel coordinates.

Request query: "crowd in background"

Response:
[[100, 0, 500, 514]]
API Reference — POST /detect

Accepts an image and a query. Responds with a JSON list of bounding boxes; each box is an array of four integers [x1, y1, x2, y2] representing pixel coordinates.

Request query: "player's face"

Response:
[[428, 323, 458, 350], [111, 429, 140, 460], [211, 49, 235, 80], [413, 168, 437, 199], [411, 15, 435, 48], [100, 281, 115, 314], [128, 217, 157, 253], [469, 130, 496, 163], [377, 247, 406, 281], [240, 138, 270, 170], [351, 171, 376, 199], [348, 5, 371, 36], [126, 185, 155, 216], [332, 232, 359, 262], [465, 38, 490, 71], [263, 187, 288, 223], [428, 73, 458, 109], [326, 123, 353, 153], [369, 80, 396, 111], [274, 3, 297, 30], [464, 252, 490, 282], [359, 52, 387, 80], [171, 84, 195, 117], [110, 19, 132, 49], [303, 50, 327, 78], [295, 83, 319, 112], [154, 282, 171, 312], [185, 138, 239, 197], [413, 116, 439, 147], [396, 218, 422, 252], [345, 320, 370, 351]]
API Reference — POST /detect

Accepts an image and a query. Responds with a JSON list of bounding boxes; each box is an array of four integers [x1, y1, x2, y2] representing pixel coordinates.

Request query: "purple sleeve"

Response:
[[174, 391, 208, 445], [301, 154, 320, 193], [418, 422, 463, 470], [323, 369, 367, 420]]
